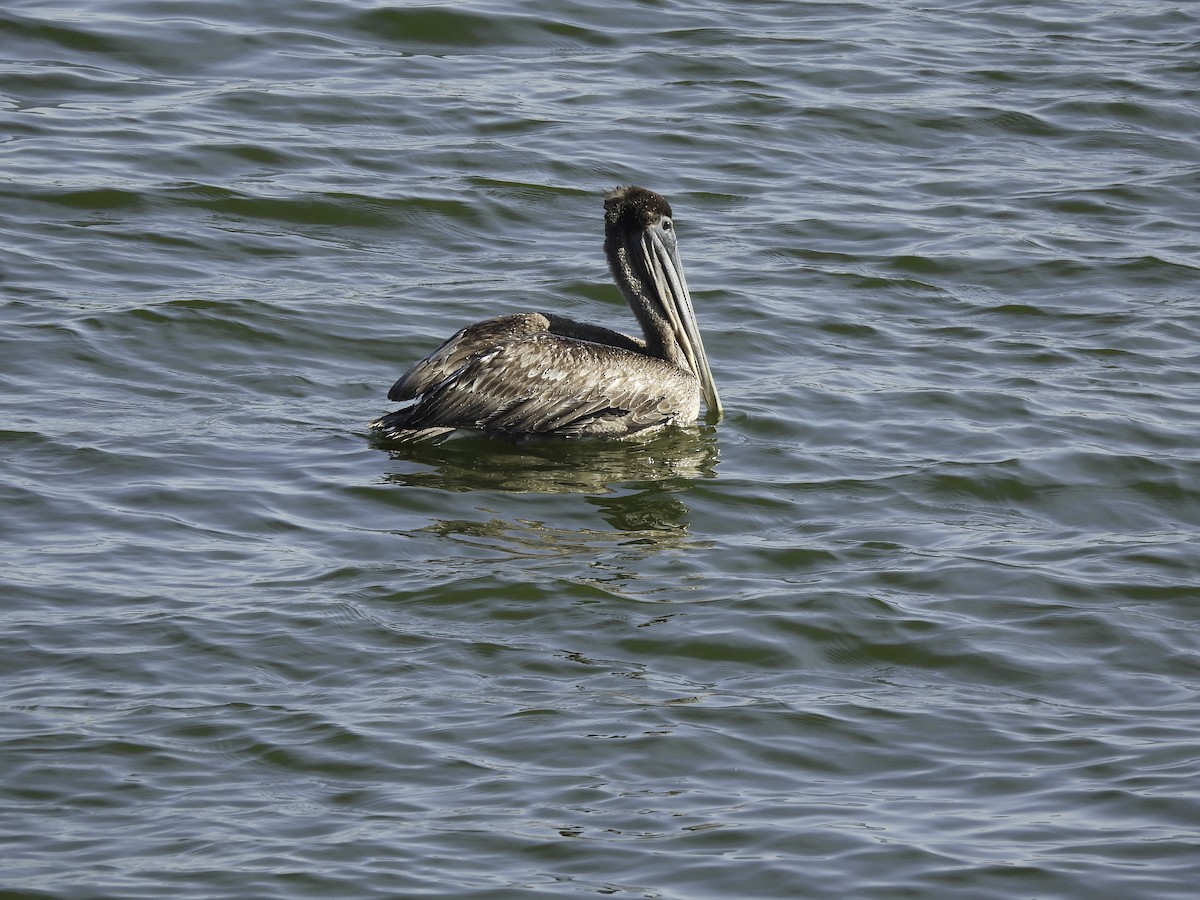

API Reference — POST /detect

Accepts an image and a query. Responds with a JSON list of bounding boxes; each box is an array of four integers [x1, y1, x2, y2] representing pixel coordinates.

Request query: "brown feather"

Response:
[[370, 332, 698, 442]]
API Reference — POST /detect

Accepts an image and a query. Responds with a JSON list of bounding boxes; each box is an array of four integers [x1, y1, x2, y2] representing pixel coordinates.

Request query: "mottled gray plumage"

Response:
[[369, 186, 721, 442]]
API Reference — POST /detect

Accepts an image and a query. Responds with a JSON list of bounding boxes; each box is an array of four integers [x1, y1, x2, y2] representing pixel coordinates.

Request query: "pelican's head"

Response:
[[603, 186, 722, 423]]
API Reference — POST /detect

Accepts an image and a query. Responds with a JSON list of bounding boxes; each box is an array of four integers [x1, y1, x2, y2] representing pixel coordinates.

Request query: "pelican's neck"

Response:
[[607, 239, 688, 371]]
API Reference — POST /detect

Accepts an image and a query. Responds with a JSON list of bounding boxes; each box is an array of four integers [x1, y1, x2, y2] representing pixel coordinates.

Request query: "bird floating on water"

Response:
[[369, 185, 721, 442]]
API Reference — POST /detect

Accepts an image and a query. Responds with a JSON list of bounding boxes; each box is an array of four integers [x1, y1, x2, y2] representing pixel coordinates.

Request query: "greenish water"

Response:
[[2, 1, 1199, 897]]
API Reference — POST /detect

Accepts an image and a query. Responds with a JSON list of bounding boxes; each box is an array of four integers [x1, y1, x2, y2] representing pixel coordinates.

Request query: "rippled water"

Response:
[[3, 1, 1199, 897]]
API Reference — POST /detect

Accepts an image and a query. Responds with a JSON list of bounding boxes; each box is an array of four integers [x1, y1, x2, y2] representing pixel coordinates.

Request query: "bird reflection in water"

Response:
[[378, 428, 718, 545]]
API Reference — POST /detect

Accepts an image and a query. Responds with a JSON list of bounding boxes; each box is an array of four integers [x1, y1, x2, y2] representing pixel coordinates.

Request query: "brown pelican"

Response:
[[369, 186, 721, 442]]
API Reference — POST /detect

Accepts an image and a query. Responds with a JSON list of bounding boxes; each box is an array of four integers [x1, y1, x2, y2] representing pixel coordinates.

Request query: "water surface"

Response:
[[2, 1, 1199, 897]]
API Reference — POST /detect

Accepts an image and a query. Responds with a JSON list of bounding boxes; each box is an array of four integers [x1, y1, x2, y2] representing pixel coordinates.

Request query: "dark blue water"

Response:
[[3, 1, 1199, 897]]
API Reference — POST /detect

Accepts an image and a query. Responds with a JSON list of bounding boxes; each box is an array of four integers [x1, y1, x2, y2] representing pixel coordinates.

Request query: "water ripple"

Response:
[[3, 0, 1200, 897]]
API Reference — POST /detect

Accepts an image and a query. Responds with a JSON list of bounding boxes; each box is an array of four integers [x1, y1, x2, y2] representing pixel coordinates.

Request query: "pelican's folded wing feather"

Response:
[[394, 333, 698, 438]]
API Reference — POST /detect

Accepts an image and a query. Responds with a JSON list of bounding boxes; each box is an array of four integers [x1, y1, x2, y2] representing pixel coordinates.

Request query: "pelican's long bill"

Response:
[[641, 225, 723, 423]]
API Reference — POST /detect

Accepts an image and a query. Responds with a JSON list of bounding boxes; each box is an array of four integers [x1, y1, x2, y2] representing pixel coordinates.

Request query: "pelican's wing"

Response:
[[390, 333, 698, 439], [388, 313, 647, 402], [388, 314, 551, 401]]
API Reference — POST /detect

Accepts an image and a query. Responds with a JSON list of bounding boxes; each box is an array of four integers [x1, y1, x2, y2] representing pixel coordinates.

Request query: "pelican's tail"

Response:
[[368, 408, 456, 443]]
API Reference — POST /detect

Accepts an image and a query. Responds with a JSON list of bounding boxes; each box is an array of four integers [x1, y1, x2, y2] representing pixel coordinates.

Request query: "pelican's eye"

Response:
[[661, 218, 673, 232]]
